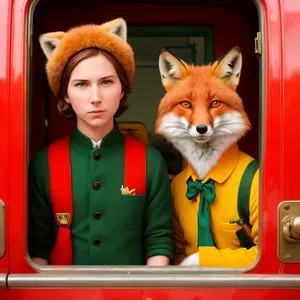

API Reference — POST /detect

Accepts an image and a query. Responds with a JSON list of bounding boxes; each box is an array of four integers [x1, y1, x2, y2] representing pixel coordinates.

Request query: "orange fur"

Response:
[[155, 64, 250, 134], [41, 19, 135, 97]]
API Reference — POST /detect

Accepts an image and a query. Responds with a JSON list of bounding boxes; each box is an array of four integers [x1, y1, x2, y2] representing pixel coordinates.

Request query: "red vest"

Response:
[[47, 134, 146, 265]]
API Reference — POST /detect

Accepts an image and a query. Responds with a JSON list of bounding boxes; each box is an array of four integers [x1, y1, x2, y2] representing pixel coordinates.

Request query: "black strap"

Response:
[[237, 160, 259, 228]]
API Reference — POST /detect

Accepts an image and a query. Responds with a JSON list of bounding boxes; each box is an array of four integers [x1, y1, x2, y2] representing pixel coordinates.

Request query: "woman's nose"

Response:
[[91, 85, 102, 103]]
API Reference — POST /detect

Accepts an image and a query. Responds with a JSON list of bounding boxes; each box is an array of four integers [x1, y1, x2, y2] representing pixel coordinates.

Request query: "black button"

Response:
[[93, 212, 101, 220], [93, 152, 101, 160], [93, 182, 101, 190], [93, 239, 101, 247]]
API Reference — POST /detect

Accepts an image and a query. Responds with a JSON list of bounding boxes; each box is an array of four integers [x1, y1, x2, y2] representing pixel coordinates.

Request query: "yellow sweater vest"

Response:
[[172, 144, 259, 268]]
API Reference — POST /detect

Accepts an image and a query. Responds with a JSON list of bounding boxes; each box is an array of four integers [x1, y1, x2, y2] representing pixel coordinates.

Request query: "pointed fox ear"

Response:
[[39, 32, 66, 60], [158, 50, 189, 91], [99, 18, 127, 41], [214, 46, 242, 91]]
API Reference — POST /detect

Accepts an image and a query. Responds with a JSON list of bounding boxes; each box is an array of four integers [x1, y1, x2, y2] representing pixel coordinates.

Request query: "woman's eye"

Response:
[[102, 79, 113, 86], [75, 82, 86, 88], [210, 100, 222, 108], [180, 101, 192, 109]]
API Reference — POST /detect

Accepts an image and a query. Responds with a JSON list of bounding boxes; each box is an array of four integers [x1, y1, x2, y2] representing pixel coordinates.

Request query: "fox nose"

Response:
[[196, 124, 208, 134]]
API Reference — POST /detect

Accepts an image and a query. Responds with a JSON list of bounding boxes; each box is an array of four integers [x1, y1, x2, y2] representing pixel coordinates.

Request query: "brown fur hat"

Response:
[[39, 18, 135, 97]]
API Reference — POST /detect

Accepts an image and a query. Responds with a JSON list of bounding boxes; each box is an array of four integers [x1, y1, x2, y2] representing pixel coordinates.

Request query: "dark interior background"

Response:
[[30, 0, 259, 165]]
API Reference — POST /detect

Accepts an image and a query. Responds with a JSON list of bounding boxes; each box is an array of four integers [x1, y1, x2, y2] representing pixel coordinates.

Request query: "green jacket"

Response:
[[28, 124, 174, 265]]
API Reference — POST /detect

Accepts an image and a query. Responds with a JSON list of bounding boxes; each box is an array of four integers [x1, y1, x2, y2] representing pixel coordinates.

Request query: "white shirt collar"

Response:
[[91, 139, 102, 149]]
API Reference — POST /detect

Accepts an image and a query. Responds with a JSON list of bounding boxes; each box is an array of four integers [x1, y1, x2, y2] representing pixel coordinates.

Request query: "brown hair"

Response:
[[57, 48, 131, 121]]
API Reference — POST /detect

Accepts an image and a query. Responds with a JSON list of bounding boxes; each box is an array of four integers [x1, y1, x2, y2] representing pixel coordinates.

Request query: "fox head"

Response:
[[155, 47, 251, 178]]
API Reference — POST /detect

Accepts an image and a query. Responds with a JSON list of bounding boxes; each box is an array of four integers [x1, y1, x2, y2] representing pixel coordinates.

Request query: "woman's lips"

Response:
[[89, 110, 105, 115]]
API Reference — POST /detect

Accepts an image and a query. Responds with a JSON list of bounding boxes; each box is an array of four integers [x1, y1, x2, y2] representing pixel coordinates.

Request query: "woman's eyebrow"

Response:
[[100, 75, 116, 79], [70, 79, 89, 83], [71, 75, 116, 82]]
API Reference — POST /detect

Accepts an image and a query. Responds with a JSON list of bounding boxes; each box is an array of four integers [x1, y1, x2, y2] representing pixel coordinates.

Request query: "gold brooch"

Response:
[[120, 185, 136, 196], [56, 213, 71, 226]]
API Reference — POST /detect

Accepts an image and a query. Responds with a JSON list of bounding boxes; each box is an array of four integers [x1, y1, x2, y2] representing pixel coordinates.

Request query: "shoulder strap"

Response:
[[48, 136, 73, 265], [48, 136, 74, 222], [48, 134, 146, 265], [123, 134, 147, 195], [237, 159, 258, 228]]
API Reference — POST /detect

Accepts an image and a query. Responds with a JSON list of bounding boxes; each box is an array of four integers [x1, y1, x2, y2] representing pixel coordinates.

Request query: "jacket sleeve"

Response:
[[198, 170, 259, 268], [28, 148, 55, 260], [143, 146, 175, 260], [171, 181, 187, 265]]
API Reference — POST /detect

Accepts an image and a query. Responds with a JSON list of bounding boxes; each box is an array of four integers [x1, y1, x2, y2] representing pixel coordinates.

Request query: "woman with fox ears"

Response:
[[28, 18, 174, 266]]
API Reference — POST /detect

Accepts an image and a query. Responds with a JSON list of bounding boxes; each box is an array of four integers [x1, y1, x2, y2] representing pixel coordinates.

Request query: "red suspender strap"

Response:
[[48, 134, 146, 265], [123, 135, 146, 195], [48, 136, 73, 265]]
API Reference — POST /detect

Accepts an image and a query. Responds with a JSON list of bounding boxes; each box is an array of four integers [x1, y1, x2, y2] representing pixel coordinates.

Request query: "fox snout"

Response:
[[196, 124, 208, 134], [188, 122, 214, 144]]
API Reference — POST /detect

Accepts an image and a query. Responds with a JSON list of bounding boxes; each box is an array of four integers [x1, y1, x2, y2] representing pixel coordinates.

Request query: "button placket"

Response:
[[91, 150, 102, 253]]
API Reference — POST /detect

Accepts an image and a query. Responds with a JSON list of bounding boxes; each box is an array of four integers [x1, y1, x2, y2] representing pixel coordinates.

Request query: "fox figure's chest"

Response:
[[172, 165, 244, 249], [173, 178, 240, 226]]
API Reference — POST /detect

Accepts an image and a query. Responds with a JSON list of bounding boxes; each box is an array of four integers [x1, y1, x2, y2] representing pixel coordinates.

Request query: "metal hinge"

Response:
[[255, 31, 262, 56]]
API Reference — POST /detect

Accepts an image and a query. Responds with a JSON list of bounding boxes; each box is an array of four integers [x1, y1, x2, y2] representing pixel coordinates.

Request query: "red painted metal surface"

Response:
[[0, 0, 11, 278], [251, 0, 283, 275], [8, 0, 33, 275], [1, 0, 300, 298], [1, 289, 300, 300], [281, 0, 300, 275]]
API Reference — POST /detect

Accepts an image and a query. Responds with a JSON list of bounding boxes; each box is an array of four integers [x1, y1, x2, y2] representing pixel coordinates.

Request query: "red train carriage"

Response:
[[0, 0, 300, 299]]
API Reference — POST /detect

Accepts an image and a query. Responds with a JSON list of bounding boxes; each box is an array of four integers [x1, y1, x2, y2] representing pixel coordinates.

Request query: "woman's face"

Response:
[[64, 53, 123, 131]]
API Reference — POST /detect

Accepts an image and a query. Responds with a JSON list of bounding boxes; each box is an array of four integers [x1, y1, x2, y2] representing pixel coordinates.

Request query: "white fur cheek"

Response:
[[189, 126, 199, 137], [213, 111, 248, 136], [158, 113, 189, 139], [213, 116, 221, 126]]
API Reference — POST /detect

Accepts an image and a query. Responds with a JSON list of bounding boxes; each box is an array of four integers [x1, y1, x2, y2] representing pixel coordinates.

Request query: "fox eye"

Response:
[[180, 101, 192, 109], [210, 100, 221, 108]]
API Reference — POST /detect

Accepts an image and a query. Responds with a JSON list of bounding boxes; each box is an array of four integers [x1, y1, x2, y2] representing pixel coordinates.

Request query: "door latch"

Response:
[[278, 201, 300, 262]]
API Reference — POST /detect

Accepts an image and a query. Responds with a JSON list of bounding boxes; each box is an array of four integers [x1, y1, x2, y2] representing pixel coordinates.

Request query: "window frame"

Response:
[[20, 0, 265, 281]]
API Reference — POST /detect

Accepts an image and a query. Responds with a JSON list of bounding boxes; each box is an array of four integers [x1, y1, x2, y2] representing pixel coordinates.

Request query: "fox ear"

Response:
[[39, 32, 66, 60], [99, 18, 127, 41], [159, 50, 189, 91], [214, 46, 242, 91]]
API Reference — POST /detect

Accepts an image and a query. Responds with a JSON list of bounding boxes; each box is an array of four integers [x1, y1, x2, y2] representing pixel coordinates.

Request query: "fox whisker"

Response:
[[167, 128, 189, 138], [163, 122, 187, 130], [214, 121, 247, 128], [215, 128, 237, 136]]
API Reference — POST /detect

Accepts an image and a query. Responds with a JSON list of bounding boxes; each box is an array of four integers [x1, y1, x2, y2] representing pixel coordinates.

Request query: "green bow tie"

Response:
[[186, 176, 216, 247]]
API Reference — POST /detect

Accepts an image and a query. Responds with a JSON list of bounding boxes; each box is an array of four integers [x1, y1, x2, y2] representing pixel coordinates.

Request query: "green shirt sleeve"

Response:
[[143, 145, 175, 260], [28, 148, 55, 260]]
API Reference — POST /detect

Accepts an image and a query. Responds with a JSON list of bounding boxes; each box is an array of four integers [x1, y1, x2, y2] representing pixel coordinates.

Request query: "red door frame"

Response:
[[0, 0, 12, 283], [2, 0, 300, 298]]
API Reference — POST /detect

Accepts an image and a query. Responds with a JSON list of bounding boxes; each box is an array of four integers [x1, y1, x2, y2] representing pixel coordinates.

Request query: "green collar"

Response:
[[71, 121, 123, 151]]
